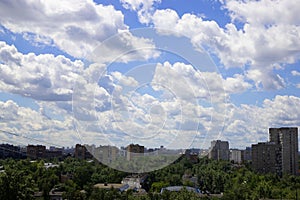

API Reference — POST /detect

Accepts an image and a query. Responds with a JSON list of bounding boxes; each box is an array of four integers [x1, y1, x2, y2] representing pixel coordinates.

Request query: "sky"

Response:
[[0, 0, 299, 150]]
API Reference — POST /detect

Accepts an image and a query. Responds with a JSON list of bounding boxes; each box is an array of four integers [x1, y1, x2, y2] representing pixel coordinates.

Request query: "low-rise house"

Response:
[[160, 186, 201, 194], [94, 183, 129, 192], [121, 174, 148, 190]]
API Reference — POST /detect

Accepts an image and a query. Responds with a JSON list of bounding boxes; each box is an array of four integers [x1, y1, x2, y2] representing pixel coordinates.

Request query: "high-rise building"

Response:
[[252, 142, 281, 174], [208, 140, 229, 161], [27, 145, 46, 159], [241, 147, 252, 163], [269, 127, 298, 175], [75, 144, 93, 159], [230, 149, 242, 164], [0, 143, 25, 159], [252, 127, 298, 176]]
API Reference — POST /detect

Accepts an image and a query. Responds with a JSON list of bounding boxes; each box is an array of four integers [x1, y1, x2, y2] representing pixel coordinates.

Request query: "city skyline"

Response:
[[1, 126, 299, 174], [1, 126, 298, 150], [0, 0, 299, 150]]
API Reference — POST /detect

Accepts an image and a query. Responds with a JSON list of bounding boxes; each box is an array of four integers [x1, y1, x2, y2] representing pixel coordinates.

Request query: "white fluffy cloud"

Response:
[[0, 100, 78, 147], [2, 92, 298, 149], [131, 0, 300, 91], [0, 41, 83, 101], [0, 0, 299, 150], [224, 95, 300, 148], [224, 0, 300, 26], [152, 61, 251, 101], [292, 70, 300, 76], [120, 0, 161, 24], [0, 0, 158, 61], [0, 45, 298, 149], [246, 68, 285, 90]]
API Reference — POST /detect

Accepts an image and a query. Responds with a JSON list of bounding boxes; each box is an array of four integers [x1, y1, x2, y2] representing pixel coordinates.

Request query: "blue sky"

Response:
[[0, 0, 299, 150]]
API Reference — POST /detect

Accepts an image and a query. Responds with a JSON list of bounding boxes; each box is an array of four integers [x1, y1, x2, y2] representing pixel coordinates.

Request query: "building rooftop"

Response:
[[161, 186, 201, 194], [94, 183, 129, 192]]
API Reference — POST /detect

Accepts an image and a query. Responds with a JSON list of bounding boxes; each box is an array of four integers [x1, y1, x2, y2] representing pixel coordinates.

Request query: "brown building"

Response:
[[27, 145, 46, 159], [269, 127, 298, 175], [75, 144, 93, 159], [46, 149, 63, 159], [126, 144, 144, 161]]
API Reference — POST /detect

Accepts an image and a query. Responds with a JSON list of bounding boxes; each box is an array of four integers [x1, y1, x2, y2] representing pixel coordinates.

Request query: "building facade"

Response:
[[0, 143, 25, 159], [230, 149, 242, 164], [252, 142, 281, 174], [241, 147, 252, 163], [208, 140, 229, 161], [252, 127, 298, 176], [269, 127, 298, 175], [27, 145, 46, 159], [75, 144, 93, 159]]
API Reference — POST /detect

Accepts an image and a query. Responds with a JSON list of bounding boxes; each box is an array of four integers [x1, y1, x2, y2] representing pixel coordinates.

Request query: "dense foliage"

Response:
[[0, 156, 300, 199]]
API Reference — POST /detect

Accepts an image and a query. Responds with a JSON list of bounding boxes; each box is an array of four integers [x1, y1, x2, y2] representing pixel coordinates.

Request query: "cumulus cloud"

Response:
[[125, 0, 300, 91], [223, 0, 300, 26], [0, 100, 78, 147], [224, 95, 300, 148], [2, 93, 299, 149], [120, 0, 161, 24], [89, 30, 160, 63], [246, 68, 286, 90], [0, 0, 299, 150], [0, 0, 158, 61], [0, 41, 83, 101], [152, 61, 251, 101], [292, 70, 300, 76]]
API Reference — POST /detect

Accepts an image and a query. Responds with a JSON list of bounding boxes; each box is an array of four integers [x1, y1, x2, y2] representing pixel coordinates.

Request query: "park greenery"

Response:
[[0, 156, 300, 199]]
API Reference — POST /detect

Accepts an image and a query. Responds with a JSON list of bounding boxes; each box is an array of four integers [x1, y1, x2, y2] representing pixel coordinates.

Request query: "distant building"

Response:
[[94, 183, 129, 192], [160, 186, 200, 194], [74, 144, 93, 160], [241, 147, 252, 163], [62, 146, 75, 157], [27, 145, 64, 159], [208, 140, 229, 161], [269, 127, 298, 175], [27, 145, 46, 159], [126, 144, 144, 161], [46, 147, 63, 159], [0, 143, 25, 159], [252, 142, 281, 174], [230, 149, 242, 164], [92, 145, 119, 164]]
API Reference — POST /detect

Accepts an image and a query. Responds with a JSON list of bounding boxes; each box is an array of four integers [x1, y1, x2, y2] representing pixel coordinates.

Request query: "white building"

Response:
[[230, 149, 242, 164]]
